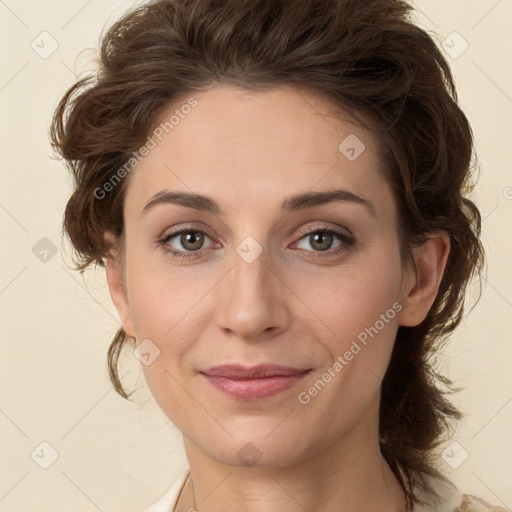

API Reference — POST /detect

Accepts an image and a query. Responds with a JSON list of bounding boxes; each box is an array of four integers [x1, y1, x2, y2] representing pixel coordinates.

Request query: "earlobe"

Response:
[[397, 231, 451, 327], [104, 231, 136, 338]]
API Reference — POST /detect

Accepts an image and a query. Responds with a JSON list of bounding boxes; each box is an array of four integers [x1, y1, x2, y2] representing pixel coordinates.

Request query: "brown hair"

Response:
[[50, 0, 484, 506]]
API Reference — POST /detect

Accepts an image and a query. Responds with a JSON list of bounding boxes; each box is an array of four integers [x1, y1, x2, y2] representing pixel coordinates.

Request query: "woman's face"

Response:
[[108, 84, 427, 467]]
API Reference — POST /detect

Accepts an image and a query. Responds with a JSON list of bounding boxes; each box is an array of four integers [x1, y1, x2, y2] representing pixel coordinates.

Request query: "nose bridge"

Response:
[[215, 239, 288, 339], [232, 243, 271, 301]]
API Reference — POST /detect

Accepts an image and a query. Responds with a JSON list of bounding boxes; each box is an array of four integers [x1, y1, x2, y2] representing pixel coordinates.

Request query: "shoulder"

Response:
[[412, 474, 508, 512], [141, 464, 190, 512], [454, 493, 509, 512]]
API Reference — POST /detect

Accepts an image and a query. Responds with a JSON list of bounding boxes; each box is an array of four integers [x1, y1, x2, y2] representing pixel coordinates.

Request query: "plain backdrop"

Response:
[[0, 0, 511, 510]]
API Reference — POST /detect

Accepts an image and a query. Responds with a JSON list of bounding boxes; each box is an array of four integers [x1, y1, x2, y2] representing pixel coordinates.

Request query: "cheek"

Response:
[[122, 249, 195, 395], [305, 254, 402, 339], [297, 267, 401, 414], [125, 242, 211, 336], [130, 276, 204, 425], [301, 252, 403, 395]]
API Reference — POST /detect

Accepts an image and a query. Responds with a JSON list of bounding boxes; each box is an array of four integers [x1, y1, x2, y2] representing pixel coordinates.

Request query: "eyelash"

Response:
[[158, 226, 356, 260]]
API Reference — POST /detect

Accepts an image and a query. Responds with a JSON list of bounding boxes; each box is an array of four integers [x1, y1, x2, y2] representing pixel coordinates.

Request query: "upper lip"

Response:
[[200, 364, 312, 379]]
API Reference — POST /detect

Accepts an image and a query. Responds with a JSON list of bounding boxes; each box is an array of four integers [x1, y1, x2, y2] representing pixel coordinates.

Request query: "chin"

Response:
[[195, 428, 311, 469]]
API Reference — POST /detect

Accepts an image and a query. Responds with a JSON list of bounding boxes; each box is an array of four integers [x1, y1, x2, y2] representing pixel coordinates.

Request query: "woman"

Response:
[[50, 0, 505, 510]]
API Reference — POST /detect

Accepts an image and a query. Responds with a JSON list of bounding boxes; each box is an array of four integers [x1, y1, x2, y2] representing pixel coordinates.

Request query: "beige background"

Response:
[[1, 0, 511, 510]]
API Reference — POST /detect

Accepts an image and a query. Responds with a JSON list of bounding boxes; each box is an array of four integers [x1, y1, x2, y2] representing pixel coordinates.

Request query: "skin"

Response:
[[105, 84, 450, 512]]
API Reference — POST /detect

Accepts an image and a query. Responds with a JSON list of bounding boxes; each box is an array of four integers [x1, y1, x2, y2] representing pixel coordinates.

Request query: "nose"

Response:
[[214, 245, 291, 341]]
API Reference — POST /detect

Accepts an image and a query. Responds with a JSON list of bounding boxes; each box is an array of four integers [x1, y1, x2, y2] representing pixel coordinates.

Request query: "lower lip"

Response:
[[201, 371, 311, 400]]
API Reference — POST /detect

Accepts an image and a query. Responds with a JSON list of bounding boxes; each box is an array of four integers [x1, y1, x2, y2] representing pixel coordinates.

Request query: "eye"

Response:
[[158, 225, 356, 260], [158, 228, 218, 259], [292, 227, 355, 258]]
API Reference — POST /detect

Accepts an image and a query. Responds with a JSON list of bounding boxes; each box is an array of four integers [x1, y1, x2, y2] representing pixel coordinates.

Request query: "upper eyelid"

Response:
[[295, 224, 353, 239]]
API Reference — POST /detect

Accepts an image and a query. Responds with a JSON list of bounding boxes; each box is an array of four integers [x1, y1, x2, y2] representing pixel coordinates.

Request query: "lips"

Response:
[[200, 364, 312, 400], [201, 364, 311, 379]]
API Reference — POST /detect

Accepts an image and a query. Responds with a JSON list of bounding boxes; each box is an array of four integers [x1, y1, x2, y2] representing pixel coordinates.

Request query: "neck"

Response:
[[174, 395, 408, 512]]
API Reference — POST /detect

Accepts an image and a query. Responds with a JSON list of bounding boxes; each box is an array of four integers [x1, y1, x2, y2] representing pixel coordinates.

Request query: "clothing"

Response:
[[144, 466, 189, 512], [142, 464, 508, 512]]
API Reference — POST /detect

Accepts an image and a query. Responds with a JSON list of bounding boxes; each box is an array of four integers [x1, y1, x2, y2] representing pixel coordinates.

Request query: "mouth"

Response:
[[199, 364, 312, 400]]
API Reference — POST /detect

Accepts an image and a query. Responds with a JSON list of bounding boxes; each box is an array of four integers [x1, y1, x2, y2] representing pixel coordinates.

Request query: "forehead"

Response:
[[123, 84, 393, 219]]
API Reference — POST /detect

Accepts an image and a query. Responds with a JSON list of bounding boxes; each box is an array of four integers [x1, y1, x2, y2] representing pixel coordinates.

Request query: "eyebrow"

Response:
[[141, 188, 376, 218]]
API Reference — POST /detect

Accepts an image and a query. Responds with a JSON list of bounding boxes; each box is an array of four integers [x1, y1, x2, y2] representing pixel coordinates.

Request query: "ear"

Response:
[[397, 231, 451, 327], [104, 231, 136, 338]]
